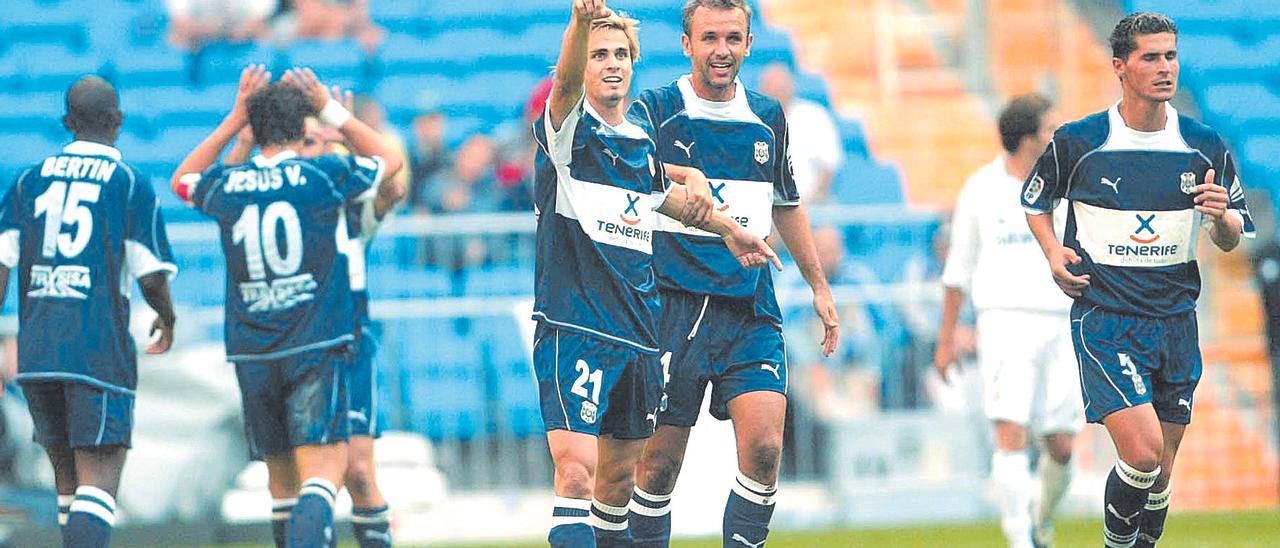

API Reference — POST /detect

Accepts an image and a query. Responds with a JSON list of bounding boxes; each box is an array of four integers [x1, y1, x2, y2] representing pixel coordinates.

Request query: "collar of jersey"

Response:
[[580, 94, 649, 140], [252, 150, 299, 168], [676, 75, 762, 126], [63, 140, 121, 161], [1108, 101, 1178, 136]]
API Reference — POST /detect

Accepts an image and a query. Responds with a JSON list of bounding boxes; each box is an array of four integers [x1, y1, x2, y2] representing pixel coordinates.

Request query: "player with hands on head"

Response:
[[1021, 13, 1253, 548], [172, 64, 402, 548], [0, 74, 177, 547], [533, 1, 777, 546]]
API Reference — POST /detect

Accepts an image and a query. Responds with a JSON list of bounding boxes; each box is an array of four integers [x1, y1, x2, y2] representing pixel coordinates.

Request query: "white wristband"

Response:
[[319, 99, 352, 128]]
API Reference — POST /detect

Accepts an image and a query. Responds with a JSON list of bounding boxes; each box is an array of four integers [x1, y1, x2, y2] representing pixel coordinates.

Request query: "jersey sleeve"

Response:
[[940, 178, 980, 290], [124, 175, 177, 280], [1021, 136, 1067, 214], [771, 107, 801, 206], [314, 153, 382, 205], [1217, 147, 1256, 238], [0, 169, 27, 269], [179, 163, 227, 214], [543, 93, 584, 166]]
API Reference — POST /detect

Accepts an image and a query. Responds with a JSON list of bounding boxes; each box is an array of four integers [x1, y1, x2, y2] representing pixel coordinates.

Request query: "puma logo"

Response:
[[1107, 503, 1140, 527], [602, 148, 620, 166], [674, 140, 695, 158], [1178, 398, 1191, 410], [760, 363, 781, 381], [1101, 176, 1121, 194], [731, 533, 765, 548]]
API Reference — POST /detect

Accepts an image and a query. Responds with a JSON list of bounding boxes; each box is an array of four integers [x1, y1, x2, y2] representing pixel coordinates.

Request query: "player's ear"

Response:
[[1112, 56, 1126, 81], [681, 33, 692, 57], [744, 33, 753, 57]]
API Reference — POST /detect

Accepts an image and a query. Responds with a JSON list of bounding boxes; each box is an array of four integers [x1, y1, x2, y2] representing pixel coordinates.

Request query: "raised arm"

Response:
[[285, 68, 405, 215], [171, 65, 270, 194], [548, 0, 612, 130], [1193, 168, 1243, 252]]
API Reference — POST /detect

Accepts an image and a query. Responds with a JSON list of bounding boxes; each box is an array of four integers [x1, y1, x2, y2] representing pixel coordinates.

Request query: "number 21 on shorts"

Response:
[[571, 359, 602, 424]]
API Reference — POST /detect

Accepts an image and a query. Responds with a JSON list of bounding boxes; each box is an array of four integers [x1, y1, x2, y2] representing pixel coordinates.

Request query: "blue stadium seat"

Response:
[[367, 266, 453, 299], [108, 44, 188, 87], [374, 73, 457, 119], [831, 157, 904, 205], [286, 39, 367, 81], [463, 265, 534, 296], [398, 317, 487, 440], [1200, 82, 1280, 128], [3, 43, 104, 92], [370, 0, 430, 35], [0, 1, 86, 51], [0, 133, 62, 171], [193, 43, 282, 85], [478, 316, 540, 436], [839, 117, 870, 159]]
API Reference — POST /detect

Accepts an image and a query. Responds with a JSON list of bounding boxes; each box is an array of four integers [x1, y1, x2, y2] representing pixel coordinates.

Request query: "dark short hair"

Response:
[[64, 76, 122, 137], [1110, 12, 1177, 60], [682, 0, 753, 36], [997, 93, 1053, 154], [246, 83, 313, 147]]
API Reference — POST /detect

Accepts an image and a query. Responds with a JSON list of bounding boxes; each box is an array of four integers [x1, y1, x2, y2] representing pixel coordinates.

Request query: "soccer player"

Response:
[[0, 75, 177, 547], [627, 1, 840, 546], [225, 89, 405, 548], [937, 93, 1081, 548], [1021, 13, 1254, 548], [534, 2, 779, 546], [171, 65, 403, 547]]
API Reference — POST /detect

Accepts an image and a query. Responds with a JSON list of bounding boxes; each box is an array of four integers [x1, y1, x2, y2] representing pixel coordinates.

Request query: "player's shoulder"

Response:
[[1054, 109, 1111, 149], [634, 80, 683, 122], [1175, 112, 1227, 156], [744, 87, 785, 125]]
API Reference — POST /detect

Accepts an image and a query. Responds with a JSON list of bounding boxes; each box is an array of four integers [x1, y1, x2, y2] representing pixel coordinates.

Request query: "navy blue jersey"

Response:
[[0, 141, 176, 393], [633, 76, 800, 323], [183, 151, 382, 360], [1022, 103, 1255, 317], [341, 190, 384, 324], [530, 95, 669, 353]]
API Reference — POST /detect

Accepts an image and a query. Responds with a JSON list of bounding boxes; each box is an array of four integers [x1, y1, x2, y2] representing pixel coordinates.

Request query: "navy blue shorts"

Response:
[[656, 291, 787, 427], [346, 330, 382, 438], [532, 324, 662, 439], [22, 381, 133, 449], [1071, 303, 1201, 425], [235, 344, 351, 459]]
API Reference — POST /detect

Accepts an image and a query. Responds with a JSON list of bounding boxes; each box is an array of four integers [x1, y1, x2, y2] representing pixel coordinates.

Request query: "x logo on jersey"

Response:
[[1135, 214, 1156, 235], [624, 194, 640, 216], [710, 181, 730, 211]]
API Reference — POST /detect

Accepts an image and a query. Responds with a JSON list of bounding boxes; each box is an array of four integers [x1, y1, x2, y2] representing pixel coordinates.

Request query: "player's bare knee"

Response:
[[742, 436, 783, 483], [637, 453, 682, 494], [555, 462, 594, 499], [344, 461, 376, 499]]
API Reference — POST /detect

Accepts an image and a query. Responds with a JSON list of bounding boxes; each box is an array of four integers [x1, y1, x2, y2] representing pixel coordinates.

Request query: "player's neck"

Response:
[[1117, 95, 1167, 132], [1004, 153, 1034, 182], [260, 143, 301, 159], [587, 95, 626, 126], [691, 77, 736, 102], [72, 133, 115, 146]]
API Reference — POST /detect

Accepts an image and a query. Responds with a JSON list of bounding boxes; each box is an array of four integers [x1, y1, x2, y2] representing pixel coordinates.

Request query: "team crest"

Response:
[[1179, 172, 1196, 194], [580, 401, 598, 425], [753, 141, 769, 164], [1023, 175, 1044, 203]]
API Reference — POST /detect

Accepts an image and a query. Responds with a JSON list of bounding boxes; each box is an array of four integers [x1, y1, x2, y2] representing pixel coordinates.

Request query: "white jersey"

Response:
[[942, 156, 1071, 313]]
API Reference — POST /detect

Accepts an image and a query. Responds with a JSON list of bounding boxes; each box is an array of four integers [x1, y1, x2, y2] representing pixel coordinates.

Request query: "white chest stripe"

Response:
[[554, 165, 658, 255], [657, 178, 774, 239], [1073, 202, 1199, 268]]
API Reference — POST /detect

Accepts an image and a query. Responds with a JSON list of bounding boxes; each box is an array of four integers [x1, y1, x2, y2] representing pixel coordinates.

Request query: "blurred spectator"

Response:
[[1252, 233, 1280, 493], [409, 112, 450, 212], [426, 135, 500, 214], [166, 0, 279, 51], [286, 0, 385, 51], [758, 62, 843, 203], [781, 226, 885, 419], [354, 95, 413, 211]]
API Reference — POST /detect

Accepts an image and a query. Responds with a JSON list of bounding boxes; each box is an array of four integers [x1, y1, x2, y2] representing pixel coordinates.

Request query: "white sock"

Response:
[[1038, 454, 1072, 527], [992, 449, 1033, 548]]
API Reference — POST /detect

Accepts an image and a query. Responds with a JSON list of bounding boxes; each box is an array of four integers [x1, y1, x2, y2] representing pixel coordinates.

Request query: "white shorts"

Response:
[[976, 309, 1084, 435]]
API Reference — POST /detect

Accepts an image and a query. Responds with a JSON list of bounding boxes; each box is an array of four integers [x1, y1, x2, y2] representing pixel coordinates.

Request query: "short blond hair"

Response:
[[591, 11, 641, 62]]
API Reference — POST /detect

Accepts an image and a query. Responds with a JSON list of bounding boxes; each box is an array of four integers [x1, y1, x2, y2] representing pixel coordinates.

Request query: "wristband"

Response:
[[319, 99, 352, 128]]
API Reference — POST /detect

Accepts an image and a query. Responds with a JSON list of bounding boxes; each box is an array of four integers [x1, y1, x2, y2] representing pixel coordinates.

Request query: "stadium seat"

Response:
[[462, 265, 534, 296], [367, 266, 453, 299], [192, 43, 282, 85], [398, 318, 487, 440], [831, 157, 905, 205], [3, 43, 104, 92], [286, 39, 368, 82], [108, 44, 189, 88], [0, 133, 63, 171]]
